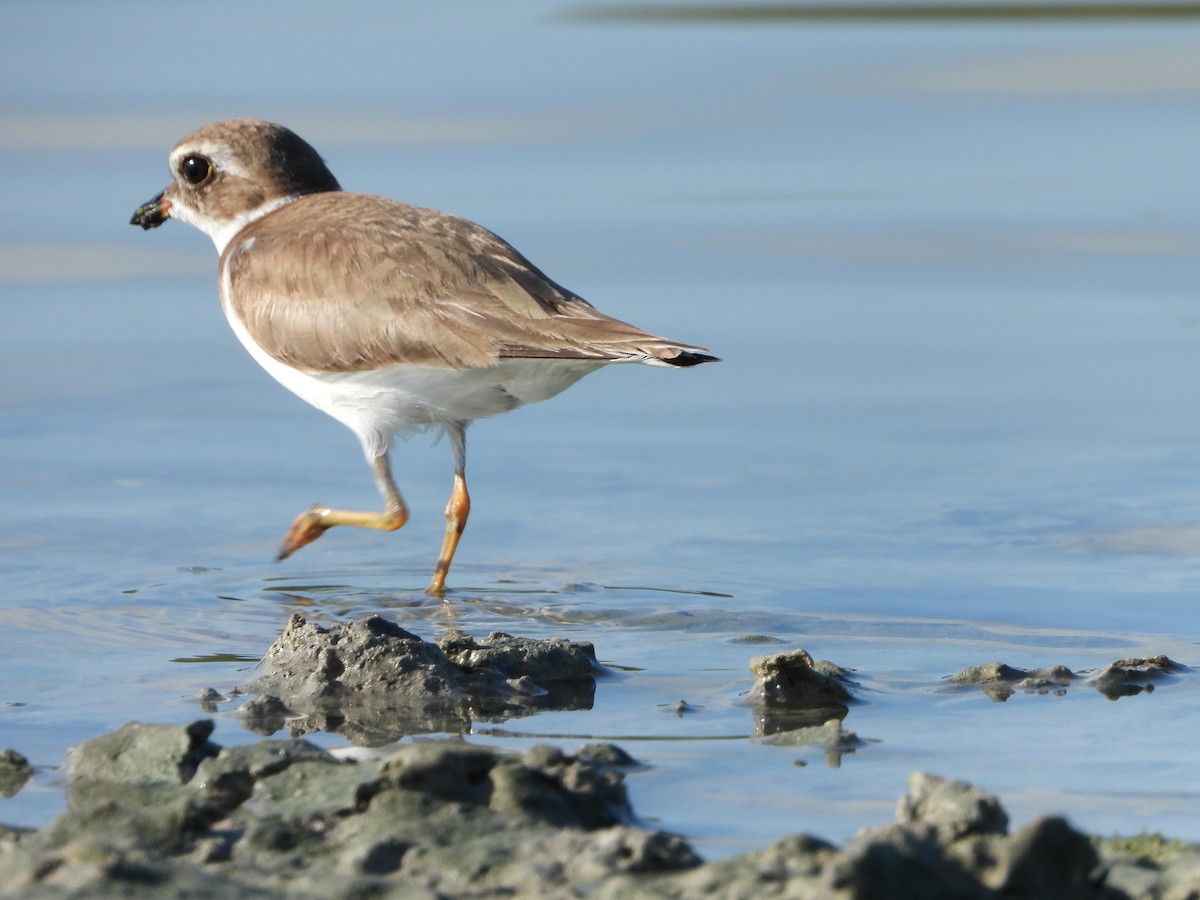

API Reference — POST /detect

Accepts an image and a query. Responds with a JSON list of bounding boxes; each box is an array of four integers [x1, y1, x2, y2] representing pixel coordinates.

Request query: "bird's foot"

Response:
[[277, 504, 331, 560], [426, 570, 448, 598]]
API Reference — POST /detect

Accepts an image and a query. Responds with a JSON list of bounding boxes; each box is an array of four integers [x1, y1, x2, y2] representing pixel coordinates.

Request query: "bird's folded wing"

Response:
[[222, 192, 711, 373]]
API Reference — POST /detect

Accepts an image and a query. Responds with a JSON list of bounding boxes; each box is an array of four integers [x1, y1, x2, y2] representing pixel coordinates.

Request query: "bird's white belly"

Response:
[[221, 291, 602, 455]]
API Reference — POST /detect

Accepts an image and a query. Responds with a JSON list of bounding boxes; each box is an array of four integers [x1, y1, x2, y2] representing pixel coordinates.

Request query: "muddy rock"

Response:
[[246, 613, 466, 701], [747, 648, 857, 735], [0, 721, 698, 898], [950, 655, 1187, 702], [605, 768, 1139, 899], [240, 613, 601, 745], [818, 784, 1112, 900], [0, 749, 33, 798], [950, 662, 1077, 701], [3, 719, 1200, 897], [438, 630, 600, 681], [576, 742, 640, 769], [897, 772, 1009, 844], [828, 822, 990, 899], [996, 815, 1106, 897], [951, 661, 1032, 686], [643, 833, 840, 900], [64, 720, 219, 785], [236, 694, 293, 736], [1100, 833, 1200, 900], [1088, 656, 1185, 700]]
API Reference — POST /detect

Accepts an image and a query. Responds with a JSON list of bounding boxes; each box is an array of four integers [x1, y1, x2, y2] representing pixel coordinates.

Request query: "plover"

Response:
[[131, 118, 717, 594]]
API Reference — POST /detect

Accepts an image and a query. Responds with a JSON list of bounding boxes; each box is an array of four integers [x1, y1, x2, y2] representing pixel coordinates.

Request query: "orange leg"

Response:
[[277, 452, 409, 560], [427, 472, 470, 596]]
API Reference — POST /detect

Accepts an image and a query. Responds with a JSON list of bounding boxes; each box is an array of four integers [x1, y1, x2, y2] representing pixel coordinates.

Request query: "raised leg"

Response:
[[277, 452, 409, 560], [427, 423, 470, 596]]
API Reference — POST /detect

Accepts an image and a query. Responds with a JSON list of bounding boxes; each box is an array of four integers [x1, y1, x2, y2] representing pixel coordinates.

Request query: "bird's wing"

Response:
[[221, 192, 713, 373]]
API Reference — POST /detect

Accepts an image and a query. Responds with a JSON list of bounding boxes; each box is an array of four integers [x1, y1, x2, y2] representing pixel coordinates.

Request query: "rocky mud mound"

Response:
[[236, 613, 602, 745], [2, 720, 1199, 898], [5, 621, 1198, 898], [745, 648, 863, 765], [949, 656, 1187, 702]]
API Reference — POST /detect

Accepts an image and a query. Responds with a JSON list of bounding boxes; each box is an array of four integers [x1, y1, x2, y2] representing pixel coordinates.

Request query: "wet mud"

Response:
[[2, 616, 1197, 898]]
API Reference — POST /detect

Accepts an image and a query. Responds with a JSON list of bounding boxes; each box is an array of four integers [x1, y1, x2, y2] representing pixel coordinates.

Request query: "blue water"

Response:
[[3, 0, 1200, 858]]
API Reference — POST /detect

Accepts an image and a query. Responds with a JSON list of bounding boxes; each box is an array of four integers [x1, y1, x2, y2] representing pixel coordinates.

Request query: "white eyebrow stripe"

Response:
[[170, 140, 254, 180]]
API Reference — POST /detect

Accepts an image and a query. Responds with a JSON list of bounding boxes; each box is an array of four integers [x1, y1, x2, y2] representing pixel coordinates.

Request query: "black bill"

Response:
[[130, 192, 170, 230]]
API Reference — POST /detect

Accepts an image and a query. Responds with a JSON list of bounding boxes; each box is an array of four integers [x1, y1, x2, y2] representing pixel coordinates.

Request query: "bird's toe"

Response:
[[277, 504, 330, 560]]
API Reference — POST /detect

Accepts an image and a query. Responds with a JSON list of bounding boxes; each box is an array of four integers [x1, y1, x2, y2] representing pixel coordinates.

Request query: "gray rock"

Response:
[[236, 694, 293, 736], [747, 649, 856, 734], [240, 614, 601, 745], [640, 833, 838, 899], [995, 815, 1107, 897], [195, 736, 338, 783], [438, 631, 602, 681], [0, 721, 704, 898], [1100, 834, 1200, 900], [1089, 655, 1183, 700], [1, 718, 1195, 898], [897, 772, 1009, 844], [64, 720, 218, 785], [748, 649, 855, 704], [247, 614, 465, 701], [36, 780, 210, 859], [0, 748, 33, 798], [951, 661, 1033, 686], [828, 823, 991, 900], [1017, 664, 1075, 693], [950, 662, 1077, 702], [950, 655, 1187, 703], [829, 776, 1119, 900], [576, 743, 640, 769]]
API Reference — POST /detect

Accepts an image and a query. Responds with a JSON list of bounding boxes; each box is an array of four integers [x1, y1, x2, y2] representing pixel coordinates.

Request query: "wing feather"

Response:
[[221, 192, 714, 373]]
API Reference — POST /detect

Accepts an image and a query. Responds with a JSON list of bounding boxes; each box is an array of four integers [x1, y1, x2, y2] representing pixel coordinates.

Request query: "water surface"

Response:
[[3, 0, 1200, 858]]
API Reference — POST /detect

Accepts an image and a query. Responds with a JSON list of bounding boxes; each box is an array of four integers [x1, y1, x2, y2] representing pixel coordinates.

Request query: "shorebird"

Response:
[[131, 118, 717, 594]]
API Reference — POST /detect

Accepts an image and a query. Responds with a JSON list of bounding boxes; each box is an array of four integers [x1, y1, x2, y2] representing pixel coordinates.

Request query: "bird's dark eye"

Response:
[[180, 155, 213, 186]]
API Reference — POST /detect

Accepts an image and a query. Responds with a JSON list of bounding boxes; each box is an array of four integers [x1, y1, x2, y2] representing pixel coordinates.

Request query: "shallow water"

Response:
[[4, 0, 1200, 859]]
